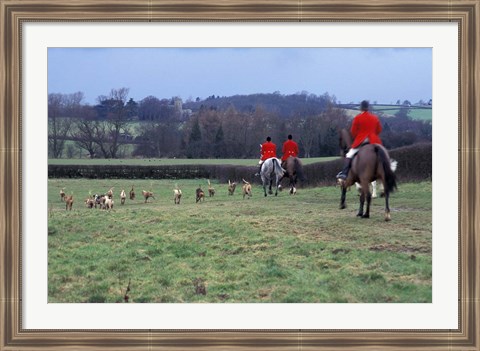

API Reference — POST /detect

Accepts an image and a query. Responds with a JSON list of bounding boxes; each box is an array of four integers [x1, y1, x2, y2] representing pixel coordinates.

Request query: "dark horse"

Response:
[[260, 157, 284, 197], [281, 157, 306, 195], [338, 129, 397, 221]]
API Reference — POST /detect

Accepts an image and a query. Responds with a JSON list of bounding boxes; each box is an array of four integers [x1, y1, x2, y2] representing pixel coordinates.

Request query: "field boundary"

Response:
[[48, 143, 432, 185]]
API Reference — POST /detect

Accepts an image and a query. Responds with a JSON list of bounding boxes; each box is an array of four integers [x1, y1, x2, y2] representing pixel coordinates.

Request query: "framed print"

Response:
[[1, 0, 479, 350]]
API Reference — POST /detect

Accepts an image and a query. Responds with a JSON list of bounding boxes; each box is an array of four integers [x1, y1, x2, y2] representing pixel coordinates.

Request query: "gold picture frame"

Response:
[[1, 0, 479, 349]]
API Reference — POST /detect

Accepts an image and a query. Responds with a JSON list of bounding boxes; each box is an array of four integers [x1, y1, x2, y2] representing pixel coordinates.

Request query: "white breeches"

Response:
[[346, 138, 370, 159], [346, 148, 359, 159]]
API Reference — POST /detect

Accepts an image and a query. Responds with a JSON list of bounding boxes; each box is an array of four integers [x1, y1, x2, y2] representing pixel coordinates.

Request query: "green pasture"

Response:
[[344, 105, 432, 121], [48, 157, 339, 166], [48, 178, 432, 303], [372, 105, 432, 121]]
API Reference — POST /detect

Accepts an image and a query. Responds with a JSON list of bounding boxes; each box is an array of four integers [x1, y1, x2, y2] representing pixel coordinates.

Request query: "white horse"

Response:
[[260, 158, 285, 197]]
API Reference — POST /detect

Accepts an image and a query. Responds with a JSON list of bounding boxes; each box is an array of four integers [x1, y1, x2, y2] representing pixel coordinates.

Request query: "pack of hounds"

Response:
[[58, 179, 253, 211]]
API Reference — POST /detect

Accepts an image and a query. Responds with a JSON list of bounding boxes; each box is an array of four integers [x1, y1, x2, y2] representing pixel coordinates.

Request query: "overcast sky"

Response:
[[48, 47, 432, 105]]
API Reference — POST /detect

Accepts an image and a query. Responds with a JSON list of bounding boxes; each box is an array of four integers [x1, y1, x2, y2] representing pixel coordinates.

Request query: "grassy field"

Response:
[[48, 157, 339, 166], [344, 105, 432, 121], [48, 178, 432, 303], [372, 105, 432, 121]]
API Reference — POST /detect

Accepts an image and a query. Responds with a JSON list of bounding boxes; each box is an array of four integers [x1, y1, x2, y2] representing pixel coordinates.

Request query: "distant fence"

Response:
[[48, 143, 432, 185]]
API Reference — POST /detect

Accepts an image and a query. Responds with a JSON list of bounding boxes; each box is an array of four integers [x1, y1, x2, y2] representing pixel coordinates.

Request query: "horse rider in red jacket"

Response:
[[255, 136, 277, 176], [281, 134, 299, 169], [281, 134, 299, 161], [336, 100, 383, 180]]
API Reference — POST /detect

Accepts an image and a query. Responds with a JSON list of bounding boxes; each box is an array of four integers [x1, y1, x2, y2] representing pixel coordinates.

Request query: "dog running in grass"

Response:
[[242, 179, 252, 199], [106, 187, 114, 199], [228, 180, 236, 195], [173, 187, 182, 205], [85, 196, 95, 208], [60, 188, 66, 202], [64, 195, 73, 210], [104, 197, 114, 210], [208, 180, 215, 197], [196, 187, 205, 203], [129, 185, 135, 200], [94, 194, 106, 209], [120, 189, 126, 205], [142, 190, 155, 203]]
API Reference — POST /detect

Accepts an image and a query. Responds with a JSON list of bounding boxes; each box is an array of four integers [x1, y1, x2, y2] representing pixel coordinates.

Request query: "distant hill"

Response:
[[184, 95, 432, 121], [183, 92, 333, 119]]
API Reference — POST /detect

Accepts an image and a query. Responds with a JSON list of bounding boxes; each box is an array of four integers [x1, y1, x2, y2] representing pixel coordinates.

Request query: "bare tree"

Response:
[[48, 93, 72, 158], [96, 88, 132, 158], [72, 106, 99, 158], [297, 116, 318, 158]]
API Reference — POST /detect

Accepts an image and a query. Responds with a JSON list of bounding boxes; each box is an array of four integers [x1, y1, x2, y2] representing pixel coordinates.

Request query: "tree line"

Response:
[[48, 88, 432, 159]]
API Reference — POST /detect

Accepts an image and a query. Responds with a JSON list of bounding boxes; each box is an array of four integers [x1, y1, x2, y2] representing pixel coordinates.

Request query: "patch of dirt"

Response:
[[369, 243, 431, 254], [193, 278, 207, 295], [332, 248, 351, 255], [258, 289, 272, 298], [145, 218, 162, 224], [218, 293, 229, 301]]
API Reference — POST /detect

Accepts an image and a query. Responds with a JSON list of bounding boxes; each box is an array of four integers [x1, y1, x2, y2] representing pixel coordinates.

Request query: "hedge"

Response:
[[302, 142, 432, 186], [48, 143, 432, 186]]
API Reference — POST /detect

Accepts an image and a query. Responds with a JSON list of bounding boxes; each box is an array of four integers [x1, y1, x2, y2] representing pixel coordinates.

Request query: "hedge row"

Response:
[[48, 163, 259, 183], [302, 142, 432, 186], [48, 143, 432, 186]]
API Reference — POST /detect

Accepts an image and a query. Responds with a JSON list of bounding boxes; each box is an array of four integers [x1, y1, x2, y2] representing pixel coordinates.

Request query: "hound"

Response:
[[142, 190, 155, 203], [208, 180, 215, 197], [196, 187, 205, 203], [129, 185, 135, 200], [120, 189, 126, 205], [104, 197, 114, 210], [228, 180, 236, 195], [173, 188, 182, 205], [64, 195, 73, 211], [242, 179, 252, 199], [85, 197, 95, 208], [94, 194, 106, 209]]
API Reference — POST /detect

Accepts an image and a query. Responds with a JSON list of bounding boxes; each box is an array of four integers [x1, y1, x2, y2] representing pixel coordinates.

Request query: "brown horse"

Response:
[[281, 156, 306, 195], [338, 129, 397, 221]]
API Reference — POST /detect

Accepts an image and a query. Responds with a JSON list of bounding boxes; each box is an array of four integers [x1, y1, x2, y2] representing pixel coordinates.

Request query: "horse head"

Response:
[[339, 128, 352, 157]]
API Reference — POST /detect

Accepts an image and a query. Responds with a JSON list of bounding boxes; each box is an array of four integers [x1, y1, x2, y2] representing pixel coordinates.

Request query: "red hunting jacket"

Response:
[[351, 111, 383, 148], [281, 139, 299, 161], [261, 141, 277, 161]]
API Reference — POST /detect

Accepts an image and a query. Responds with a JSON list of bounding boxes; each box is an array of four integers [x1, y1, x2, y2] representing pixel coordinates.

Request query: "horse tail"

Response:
[[273, 158, 284, 177], [375, 145, 397, 193], [294, 158, 306, 182]]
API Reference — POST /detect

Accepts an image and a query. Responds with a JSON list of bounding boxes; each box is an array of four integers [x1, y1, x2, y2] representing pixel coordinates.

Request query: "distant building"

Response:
[[173, 97, 183, 114], [169, 97, 192, 120]]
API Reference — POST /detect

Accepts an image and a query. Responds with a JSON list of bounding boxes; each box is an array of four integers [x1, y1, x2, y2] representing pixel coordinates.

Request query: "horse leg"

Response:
[[357, 192, 365, 217], [340, 186, 347, 209], [362, 190, 372, 218], [371, 180, 377, 198], [384, 189, 391, 221], [268, 179, 273, 195]]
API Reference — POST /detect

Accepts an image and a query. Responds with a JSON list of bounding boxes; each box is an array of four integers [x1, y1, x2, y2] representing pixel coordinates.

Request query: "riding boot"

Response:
[[255, 164, 262, 177], [336, 158, 352, 180]]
